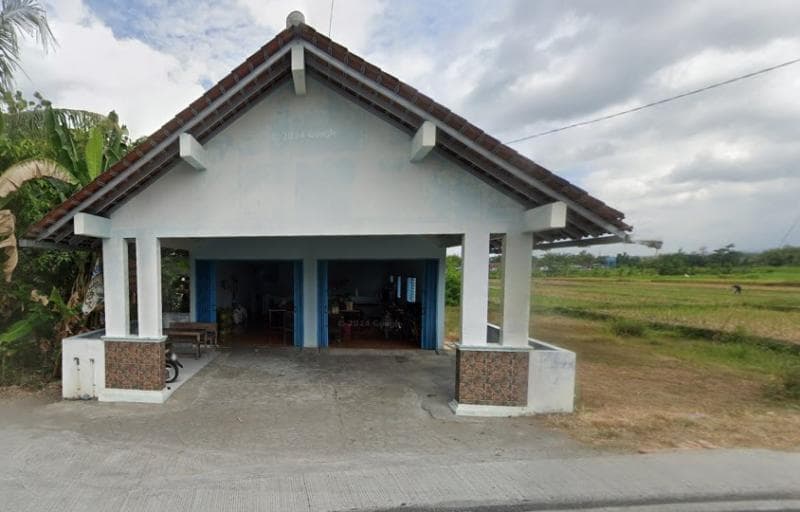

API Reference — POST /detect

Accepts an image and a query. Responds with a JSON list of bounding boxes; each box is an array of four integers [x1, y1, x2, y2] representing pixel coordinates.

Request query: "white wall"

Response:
[[108, 78, 526, 239], [62, 332, 105, 399], [528, 341, 577, 414]]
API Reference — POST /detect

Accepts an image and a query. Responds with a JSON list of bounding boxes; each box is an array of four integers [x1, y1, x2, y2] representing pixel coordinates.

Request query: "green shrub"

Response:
[[765, 366, 800, 402], [714, 325, 751, 344], [609, 318, 647, 337], [445, 255, 461, 306], [779, 367, 800, 400]]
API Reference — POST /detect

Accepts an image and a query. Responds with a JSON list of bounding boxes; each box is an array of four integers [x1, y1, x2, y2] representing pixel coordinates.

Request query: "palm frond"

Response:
[[0, 0, 56, 90], [0, 208, 16, 282], [0, 158, 75, 199], [2, 108, 108, 138]]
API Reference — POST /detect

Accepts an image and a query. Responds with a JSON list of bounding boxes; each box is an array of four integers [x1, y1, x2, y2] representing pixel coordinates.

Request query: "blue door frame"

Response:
[[317, 260, 329, 348], [292, 260, 303, 347], [195, 259, 304, 347], [421, 259, 438, 350], [195, 260, 216, 323]]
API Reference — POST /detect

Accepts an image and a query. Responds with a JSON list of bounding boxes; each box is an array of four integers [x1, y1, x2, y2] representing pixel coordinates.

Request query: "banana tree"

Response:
[[45, 106, 128, 184]]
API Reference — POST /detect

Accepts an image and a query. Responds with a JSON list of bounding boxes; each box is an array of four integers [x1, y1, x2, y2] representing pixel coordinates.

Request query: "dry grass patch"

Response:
[[534, 314, 800, 452]]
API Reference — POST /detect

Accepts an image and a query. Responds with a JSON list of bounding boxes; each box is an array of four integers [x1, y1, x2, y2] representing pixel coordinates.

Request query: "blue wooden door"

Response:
[[421, 259, 438, 350], [195, 260, 216, 323], [293, 260, 303, 347], [317, 260, 328, 348]]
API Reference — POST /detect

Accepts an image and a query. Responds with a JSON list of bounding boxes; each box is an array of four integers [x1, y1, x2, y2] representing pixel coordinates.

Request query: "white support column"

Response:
[[101, 237, 129, 337], [501, 231, 533, 346], [410, 121, 436, 162], [460, 230, 490, 346], [136, 236, 163, 338], [302, 256, 318, 347], [291, 45, 306, 96]]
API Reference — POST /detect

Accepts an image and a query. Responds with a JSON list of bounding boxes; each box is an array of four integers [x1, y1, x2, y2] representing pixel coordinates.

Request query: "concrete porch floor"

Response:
[[156, 347, 584, 463]]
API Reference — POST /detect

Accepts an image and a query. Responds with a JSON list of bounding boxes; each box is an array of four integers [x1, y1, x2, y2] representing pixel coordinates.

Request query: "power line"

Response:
[[779, 210, 800, 246], [328, 0, 335, 38], [504, 57, 800, 145]]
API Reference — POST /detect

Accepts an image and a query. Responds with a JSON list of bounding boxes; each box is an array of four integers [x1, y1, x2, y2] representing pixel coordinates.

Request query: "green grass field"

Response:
[[530, 277, 800, 345], [537, 266, 800, 286], [446, 271, 800, 383]]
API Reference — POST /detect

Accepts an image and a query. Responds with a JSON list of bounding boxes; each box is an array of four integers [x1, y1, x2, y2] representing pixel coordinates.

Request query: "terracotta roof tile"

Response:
[[176, 108, 194, 123], [246, 50, 266, 68], [397, 83, 417, 100], [206, 86, 223, 102], [232, 60, 252, 78], [263, 37, 282, 55], [218, 73, 237, 91]]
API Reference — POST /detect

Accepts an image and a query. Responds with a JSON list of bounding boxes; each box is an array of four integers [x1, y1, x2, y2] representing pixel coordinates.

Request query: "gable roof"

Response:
[[24, 15, 631, 249]]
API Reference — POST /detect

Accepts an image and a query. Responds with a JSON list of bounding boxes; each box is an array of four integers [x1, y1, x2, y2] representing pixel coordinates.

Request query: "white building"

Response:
[[24, 12, 631, 414]]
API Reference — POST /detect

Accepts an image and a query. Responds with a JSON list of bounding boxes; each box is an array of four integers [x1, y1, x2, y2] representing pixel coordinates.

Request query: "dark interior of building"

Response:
[[326, 260, 424, 349], [215, 260, 295, 346]]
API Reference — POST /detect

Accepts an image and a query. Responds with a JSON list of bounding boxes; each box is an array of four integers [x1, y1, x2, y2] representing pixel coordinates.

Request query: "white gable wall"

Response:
[[109, 77, 526, 238], [106, 77, 530, 349]]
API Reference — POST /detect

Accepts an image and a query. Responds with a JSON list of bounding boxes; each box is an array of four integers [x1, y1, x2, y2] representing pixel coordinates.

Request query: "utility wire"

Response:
[[504, 57, 800, 144], [328, 0, 335, 37], [779, 210, 800, 246]]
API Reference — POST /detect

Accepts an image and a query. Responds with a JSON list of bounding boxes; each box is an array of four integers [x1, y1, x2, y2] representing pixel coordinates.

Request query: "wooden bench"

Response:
[[170, 322, 218, 347], [164, 328, 204, 359]]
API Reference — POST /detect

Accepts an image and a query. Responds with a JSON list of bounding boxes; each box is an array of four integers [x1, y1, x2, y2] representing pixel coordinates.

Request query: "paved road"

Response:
[[1, 349, 798, 511]]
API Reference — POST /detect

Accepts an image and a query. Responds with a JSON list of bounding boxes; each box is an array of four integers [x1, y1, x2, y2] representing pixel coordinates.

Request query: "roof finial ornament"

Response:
[[286, 11, 305, 28]]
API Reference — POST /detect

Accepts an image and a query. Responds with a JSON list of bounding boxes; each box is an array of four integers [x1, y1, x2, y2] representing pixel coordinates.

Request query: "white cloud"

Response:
[[237, 0, 386, 53], [18, 0, 205, 138]]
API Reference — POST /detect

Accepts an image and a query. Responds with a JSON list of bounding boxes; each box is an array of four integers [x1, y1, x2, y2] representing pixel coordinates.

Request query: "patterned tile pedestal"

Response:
[[454, 345, 530, 407], [104, 339, 165, 391]]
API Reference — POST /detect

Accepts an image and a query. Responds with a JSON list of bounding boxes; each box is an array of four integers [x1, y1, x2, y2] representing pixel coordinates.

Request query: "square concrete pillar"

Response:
[[501, 231, 533, 346], [101, 237, 130, 337], [460, 230, 489, 346], [135, 236, 163, 338]]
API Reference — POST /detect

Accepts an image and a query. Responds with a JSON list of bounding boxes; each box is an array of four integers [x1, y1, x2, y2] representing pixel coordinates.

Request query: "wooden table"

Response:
[[164, 328, 204, 359], [170, 322, 218, 347]]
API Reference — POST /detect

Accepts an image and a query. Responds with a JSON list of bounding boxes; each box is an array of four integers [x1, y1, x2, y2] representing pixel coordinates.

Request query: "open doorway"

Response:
[[197, 260, 300, 347], [321, 260, 437, 350]]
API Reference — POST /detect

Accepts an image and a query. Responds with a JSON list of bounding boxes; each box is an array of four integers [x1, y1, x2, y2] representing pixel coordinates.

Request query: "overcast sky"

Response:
[[17, 0, 800, 255]]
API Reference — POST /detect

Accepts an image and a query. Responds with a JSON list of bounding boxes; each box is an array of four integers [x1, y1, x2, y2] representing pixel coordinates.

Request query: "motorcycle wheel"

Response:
[[166, 361, 179, 383]]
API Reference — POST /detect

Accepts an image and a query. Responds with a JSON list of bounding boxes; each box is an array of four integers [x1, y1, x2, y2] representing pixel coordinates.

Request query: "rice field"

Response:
[[529, 277, 800, 345]]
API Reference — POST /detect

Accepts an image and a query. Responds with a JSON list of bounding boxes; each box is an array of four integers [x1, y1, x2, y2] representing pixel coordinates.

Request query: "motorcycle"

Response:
[[165, 346, 183, 384]]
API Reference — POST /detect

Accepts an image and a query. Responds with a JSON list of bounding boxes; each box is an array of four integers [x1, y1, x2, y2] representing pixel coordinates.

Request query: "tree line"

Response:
[[533, 244, 800, 277]]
